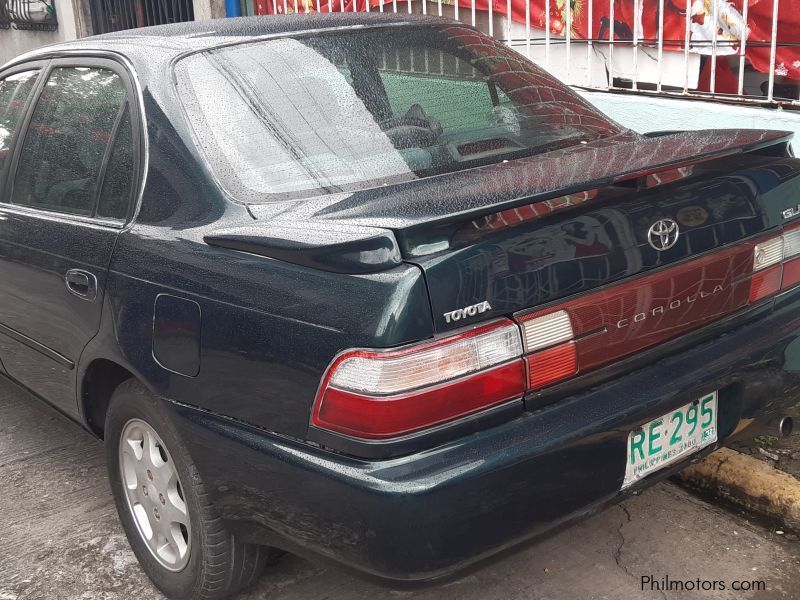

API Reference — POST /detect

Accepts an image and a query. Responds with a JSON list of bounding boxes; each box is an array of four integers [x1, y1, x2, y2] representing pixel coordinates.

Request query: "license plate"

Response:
[[623, 392, 718, 489]]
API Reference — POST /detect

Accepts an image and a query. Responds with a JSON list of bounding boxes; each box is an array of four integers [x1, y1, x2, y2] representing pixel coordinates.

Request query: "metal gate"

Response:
[[88, 0, 194, 34], [260, 0, 800, 108]]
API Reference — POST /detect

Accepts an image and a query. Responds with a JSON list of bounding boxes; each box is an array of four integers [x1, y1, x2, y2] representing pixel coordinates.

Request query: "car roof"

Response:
[[2, 13, 457, 70]]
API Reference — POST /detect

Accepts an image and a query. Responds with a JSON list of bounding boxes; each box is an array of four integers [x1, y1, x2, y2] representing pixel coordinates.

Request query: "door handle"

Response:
[[65, 269, 98, 301]]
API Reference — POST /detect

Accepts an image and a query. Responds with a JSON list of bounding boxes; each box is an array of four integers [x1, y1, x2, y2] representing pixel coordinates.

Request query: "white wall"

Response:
[[578, 89, 800, 155], [192, 0, 225, 22], [0, 0, 82, 65], [0, 0, 225, 66]]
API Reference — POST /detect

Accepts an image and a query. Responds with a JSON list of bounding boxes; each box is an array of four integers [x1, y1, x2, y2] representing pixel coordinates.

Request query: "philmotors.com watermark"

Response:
[[641, 575, 766, 593]]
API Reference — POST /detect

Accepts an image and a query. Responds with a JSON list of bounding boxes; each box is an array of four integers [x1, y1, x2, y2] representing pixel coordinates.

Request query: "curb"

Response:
[[677, 447, 800, 531]]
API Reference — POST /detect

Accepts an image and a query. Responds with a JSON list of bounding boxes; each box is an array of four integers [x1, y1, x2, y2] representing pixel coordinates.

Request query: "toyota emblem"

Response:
[[647, 218, 680, 251]]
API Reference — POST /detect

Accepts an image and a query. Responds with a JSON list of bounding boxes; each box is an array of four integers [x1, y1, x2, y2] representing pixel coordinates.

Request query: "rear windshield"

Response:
[[175, 24, 622, 201]]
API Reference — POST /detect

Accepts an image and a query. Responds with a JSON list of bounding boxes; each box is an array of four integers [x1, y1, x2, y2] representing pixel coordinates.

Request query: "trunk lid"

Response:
[[409, 149, 800, 331], [242, 128, 798, 333]]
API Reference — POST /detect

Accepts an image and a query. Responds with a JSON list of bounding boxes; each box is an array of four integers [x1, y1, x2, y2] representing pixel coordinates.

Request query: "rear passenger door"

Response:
[[0, 58, 139, 416]]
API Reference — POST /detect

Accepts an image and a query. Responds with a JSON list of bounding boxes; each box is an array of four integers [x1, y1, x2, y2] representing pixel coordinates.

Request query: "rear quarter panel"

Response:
[[103, 238, 432, 438], [84, 82, 433, 439]]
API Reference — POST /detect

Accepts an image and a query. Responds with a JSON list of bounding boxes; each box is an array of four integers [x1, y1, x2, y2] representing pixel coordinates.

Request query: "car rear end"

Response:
[[175, 274, 800, 581], [170, 16, 800, 583]]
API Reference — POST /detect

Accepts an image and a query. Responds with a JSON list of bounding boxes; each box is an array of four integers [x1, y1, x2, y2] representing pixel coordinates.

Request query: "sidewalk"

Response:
[[678, 415, 800, 534]]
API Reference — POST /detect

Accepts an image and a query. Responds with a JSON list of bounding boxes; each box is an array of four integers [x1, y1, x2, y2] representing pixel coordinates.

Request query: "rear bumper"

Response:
[[170, 292, 800, 584]]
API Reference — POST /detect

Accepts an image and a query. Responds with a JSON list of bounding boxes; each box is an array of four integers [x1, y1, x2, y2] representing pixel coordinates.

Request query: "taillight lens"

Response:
[[752, 236, 784, 272], [517, 310, 578, 390], [784, 225, 800, 257], [526, 341, 578, 389], [781, 224, 800, 289], [750, 265, 782, 303], [750, 222, 800, 302], [312, 320, 526, 439], [328, 323, 522, 395], [520, 309, 573, 352], [312, 312, 584, 439]]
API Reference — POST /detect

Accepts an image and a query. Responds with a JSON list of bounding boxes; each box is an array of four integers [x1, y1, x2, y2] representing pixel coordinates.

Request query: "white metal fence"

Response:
[[267, 0, 800, 108]]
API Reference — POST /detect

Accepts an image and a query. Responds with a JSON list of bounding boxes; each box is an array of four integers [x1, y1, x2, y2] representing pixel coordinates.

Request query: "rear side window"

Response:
[[11, 66, 129, 218], [0, 70, 39, 187]]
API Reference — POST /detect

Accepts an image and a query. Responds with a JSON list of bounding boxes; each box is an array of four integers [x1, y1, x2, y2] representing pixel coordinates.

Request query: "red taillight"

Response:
[[782, 258, 800, 289], [527, 341, 578, 389], [311, 321, 526, 439], [314, 361, 526, 439], [312, 311, 587, 439], [750, 265, 783, 303], [750, 221, 800, 301]]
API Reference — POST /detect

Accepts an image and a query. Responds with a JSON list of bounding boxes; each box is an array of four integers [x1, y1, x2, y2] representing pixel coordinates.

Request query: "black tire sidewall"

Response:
[[105, 381, 210, 599]]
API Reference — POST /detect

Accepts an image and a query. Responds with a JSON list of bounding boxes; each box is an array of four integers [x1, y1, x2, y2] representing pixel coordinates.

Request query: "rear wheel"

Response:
[[105, 380, 267, 599]]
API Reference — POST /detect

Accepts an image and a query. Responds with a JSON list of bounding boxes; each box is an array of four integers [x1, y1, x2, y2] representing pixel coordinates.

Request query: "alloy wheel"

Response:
[[119, 418, 191, 571]]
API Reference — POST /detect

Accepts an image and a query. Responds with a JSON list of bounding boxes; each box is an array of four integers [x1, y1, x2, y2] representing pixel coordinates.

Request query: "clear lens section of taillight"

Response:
[[520, 310, 573, 353], [753, 236, 784, 271], [329, 322, 523, 395], [751, 224, 800, 301], [783, 226, 800, 259], [780, 223, 800, 290]]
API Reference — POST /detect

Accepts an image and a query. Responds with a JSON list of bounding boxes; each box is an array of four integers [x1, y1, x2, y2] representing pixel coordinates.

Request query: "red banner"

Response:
[[267, 0, 800, 84]]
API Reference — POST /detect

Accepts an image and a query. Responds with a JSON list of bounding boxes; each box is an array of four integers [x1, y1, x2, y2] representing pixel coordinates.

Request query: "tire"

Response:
[[105, 379, 267, 599]]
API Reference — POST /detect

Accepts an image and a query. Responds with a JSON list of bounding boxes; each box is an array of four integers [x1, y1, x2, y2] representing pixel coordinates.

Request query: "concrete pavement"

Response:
[[1, 377, 798, 600]]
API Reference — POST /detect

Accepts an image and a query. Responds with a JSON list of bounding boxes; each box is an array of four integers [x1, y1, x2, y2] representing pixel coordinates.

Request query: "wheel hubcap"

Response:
[[119, 418, 191, 571]]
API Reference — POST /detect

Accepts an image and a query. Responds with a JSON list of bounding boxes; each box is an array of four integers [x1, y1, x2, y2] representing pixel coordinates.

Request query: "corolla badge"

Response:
[[647, 218, 680, 251], [443, 301, 492, 323]]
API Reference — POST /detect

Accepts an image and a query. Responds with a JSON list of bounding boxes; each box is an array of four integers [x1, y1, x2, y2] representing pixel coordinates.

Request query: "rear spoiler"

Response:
[[222, 129, 792, 273], [204, 221, 401, 274], [259, 129, 794, 231]]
